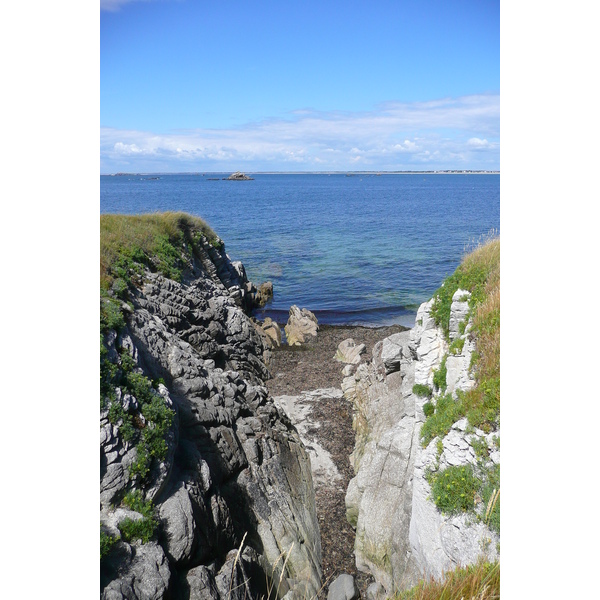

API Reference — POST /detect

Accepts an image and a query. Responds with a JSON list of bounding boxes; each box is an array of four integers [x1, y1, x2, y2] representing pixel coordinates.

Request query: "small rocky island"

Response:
[[100, 213, 500, 599], [224, 171, 254, 180]]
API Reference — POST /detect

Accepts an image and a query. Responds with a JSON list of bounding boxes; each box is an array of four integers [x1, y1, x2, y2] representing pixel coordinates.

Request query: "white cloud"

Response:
[[468, 137, 491, 148], [101, 0, 170, 12], [101, 94, 500, 172]]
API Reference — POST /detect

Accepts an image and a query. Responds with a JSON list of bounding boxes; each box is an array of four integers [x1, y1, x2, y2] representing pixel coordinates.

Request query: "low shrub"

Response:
[[413, 384, 433, 399], [428, 464, 478, 514], [423, 402, 435, 418], [100, 527, 118, 559], [118, 515, 157, 544], [420, 393, 464, 447]]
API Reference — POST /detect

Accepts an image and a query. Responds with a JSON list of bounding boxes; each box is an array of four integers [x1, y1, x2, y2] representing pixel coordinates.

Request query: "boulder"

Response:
[[261, 317, 282, 347], [284, 305, 319, 346], [334, 338, 366, 364], [327, 574, 360, 600], [101, 541, 171, 600]]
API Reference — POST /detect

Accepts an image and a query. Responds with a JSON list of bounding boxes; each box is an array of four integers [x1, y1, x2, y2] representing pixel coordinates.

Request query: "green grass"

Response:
[[429, 233, 499, 341], [422, 236, 500, 435], [420, 393, 464, 447], [100, 211, 221, 291], [432, 355, 448, 392]]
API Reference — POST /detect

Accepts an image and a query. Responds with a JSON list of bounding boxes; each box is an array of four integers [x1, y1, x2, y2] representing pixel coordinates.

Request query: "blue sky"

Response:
[[100, 0, 499, 173]]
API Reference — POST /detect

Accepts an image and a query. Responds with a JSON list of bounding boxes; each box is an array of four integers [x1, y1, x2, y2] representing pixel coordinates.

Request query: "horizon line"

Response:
[[101, 169, 500, 176]]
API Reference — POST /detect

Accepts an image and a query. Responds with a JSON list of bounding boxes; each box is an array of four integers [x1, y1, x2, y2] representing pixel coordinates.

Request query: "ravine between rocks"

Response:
[[264, 323, 409, 599]]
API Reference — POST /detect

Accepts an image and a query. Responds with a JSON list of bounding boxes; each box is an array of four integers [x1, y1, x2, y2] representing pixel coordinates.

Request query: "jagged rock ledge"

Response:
[[100, 214, 321, 600]]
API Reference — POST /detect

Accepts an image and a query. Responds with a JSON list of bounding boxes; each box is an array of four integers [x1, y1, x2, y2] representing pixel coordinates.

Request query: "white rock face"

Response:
[[344, 297, 499, 595], [411, 299, 447, 388], [449, 289, 471, 341]]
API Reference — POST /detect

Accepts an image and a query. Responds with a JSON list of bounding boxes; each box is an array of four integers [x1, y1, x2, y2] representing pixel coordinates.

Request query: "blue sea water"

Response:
[[100, 173, 499, 327]]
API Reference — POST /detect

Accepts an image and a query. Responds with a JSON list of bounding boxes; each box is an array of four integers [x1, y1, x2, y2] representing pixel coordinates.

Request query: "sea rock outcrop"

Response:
[[343, 291, 499, 595], [100, 226, 321, 599], [225, 171, 254, 181], [284, 305, 319, 346]]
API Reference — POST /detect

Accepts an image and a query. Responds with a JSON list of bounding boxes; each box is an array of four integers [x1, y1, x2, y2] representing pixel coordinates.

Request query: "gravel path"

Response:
[[265, 323, 408, 598]]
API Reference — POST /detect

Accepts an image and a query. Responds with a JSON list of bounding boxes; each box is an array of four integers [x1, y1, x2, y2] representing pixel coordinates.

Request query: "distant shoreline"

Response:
[[102, 170, 499, 177]]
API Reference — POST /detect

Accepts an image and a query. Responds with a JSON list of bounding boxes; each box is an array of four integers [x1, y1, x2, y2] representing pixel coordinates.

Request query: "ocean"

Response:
[[100, 173, 499, 327]]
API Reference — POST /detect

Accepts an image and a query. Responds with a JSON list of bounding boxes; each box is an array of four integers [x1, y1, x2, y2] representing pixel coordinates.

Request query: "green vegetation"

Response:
[[393, 559, 499, 600], [117, 490, 159, 544], [428, 465, 477, 514], [429, 233, 499, 341], [412, 384, 432, 399], [101, 213, 217, 484], [118, 515, 157, 544], [415, 235, 501, 542], [448, 336, 465, 355], [100, 527, 118, 560], [432, 355, 447, 392], [425, 454, 500, 534], [480, 464, 500, 533], [103, 347, 174, 481], [420, 393, 463, 447], [421, 235, 500, 438], [100, 211, 221, 291]]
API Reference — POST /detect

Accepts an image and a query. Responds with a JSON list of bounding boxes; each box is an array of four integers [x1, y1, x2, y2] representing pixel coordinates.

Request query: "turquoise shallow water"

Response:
[[100, 173, 499, 327]]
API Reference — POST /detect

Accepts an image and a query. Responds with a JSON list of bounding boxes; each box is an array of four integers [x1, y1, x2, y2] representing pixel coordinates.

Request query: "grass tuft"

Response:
[[394, 559, 499, 600]]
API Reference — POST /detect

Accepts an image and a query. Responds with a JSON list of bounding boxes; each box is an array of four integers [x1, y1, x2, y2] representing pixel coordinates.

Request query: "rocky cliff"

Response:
[[343, 241, 500, 597], [100, 214, 321, 599]]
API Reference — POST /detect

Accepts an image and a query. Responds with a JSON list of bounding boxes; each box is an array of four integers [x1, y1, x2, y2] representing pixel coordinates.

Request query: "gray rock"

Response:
[[327, 574, 360, 600], [158, 484, 198, 564], [366, 582, 386, 600], [101, 542, 171, 600], [100, 233, 322, 599]]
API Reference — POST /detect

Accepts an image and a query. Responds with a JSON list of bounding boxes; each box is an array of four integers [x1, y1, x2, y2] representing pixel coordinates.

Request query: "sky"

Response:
[[100, 0, 500, 173]]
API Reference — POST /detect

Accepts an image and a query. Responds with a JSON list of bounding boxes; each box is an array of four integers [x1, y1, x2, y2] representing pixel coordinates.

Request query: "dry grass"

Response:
[[394, 560, 500, 600], [462, 236, 500, 431]]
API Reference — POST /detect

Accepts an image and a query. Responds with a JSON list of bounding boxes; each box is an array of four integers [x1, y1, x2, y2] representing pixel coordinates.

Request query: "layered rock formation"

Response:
[[100, 222, 321, 599], [343, 289, 500, 596], [284, 306, 319, 346]]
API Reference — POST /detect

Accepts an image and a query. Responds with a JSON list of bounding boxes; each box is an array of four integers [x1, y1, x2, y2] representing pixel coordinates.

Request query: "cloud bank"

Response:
[[100, 94, 499, 172]]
